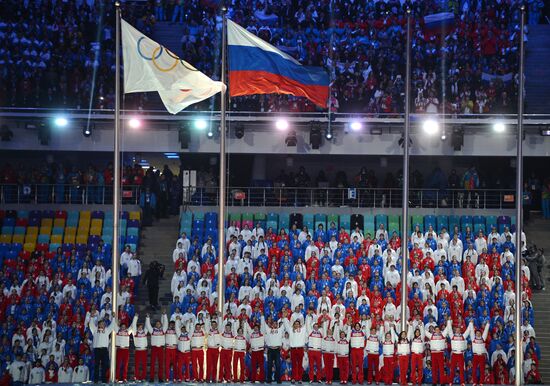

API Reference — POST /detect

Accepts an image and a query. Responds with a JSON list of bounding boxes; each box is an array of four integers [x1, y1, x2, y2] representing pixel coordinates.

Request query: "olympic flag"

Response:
[[121, 19, 225, 114]]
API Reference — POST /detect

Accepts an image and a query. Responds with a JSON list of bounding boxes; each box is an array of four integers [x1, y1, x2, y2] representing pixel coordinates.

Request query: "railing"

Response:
[[0, 183, 517, 209], [0, 184, 142, 205], [184, 186, 517, 210]]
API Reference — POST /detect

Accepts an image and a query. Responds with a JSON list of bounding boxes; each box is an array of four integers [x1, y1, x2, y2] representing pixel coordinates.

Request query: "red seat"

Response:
[[45, 251, 55, 260], [55, 210, 68, 219], [36, 243, 49, 252], [15, 218, 28, 227]]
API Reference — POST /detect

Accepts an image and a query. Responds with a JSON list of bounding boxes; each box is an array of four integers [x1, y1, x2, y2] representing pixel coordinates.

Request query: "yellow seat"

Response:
[[25, 234, 37, 244], [41, 218, 53, 228], [89, 227, 102, 236], [78, 221, 90, 231], [90, 219, 103, 229], [76, 234, 88, 244], [12, 234, 25, 244], [0, 234, 12, 243], [53, 218, 66, 228], [64, 234, 75, 244], [65, 227, 77, 235], [24, 242, 35, 252], [77, 227, 90, 235], [26, 226, 38, 236], [50, 234, 63, 244], [129, 211, 141, 221], [39, 226, 51, 235], [80, 211, 91, 220]]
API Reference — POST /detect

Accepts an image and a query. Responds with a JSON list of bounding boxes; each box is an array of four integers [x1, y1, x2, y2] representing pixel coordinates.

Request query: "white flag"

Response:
[[121, 19, 225, 114]]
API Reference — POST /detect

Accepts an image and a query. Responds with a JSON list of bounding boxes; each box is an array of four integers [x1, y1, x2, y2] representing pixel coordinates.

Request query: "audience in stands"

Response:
[[0, 0, 543, 112]]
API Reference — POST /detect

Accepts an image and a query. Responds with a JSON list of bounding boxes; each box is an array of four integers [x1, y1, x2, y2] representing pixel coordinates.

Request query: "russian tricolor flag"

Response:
[[424, 12, 455, 34], [227, 19, 329, 108]]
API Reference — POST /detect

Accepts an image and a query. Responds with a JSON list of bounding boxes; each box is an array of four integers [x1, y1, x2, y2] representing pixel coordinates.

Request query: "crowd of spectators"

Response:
[[1, 0, 546, 113], [0, 0, 154, 110]]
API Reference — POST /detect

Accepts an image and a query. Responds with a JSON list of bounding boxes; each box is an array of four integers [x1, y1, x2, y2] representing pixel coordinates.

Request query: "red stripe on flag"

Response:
[[229, 70, 329, 108]]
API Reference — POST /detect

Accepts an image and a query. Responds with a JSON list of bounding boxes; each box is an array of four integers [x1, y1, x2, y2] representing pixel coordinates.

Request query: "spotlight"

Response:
[[422, 119, 439, 135], [325, 127, 333, 140], [129, 118, 141, 129], [54, 116, 68, 128], [178, 125, 190, 149], [309, 122, 322, 149], [285, 130, 297, 146], [235, 125, 244, 139], [83, 126, 92, 137], [441, 130, 446, 141], [0, 125, 13, 141], [194, 119, 208, 130], [540, 127, 550, 136], [276, 119, 289, 131], [350, 121, 362, 131], [207, 130, 214, 139], [493, 122, 505, 133]]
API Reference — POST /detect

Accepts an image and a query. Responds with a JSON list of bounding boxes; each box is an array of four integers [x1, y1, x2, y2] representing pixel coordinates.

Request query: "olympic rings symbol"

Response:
[[136, 36, 198, 72]]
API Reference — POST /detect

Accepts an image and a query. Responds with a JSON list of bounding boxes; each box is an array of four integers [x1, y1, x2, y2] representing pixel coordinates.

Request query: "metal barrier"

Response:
[[184, 186, 517, 209], [0, 184, 142, 205]]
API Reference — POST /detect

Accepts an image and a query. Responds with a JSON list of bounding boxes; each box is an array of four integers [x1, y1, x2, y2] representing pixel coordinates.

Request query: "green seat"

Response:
[[327, 214, 339, 228], [254, 213, 266, 222], [388, 215, 400, 236], [194, 211, 205, 220], [410, 215, 424, 232], [364, 214, 375, 235], [242, 212, 254, 221], [303, 214, 314, 231]]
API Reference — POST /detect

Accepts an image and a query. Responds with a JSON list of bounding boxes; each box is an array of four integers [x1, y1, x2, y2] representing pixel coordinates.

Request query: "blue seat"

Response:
[[193, 212, 205, 220], [205, 230, 217, 240], [375, 214, 388, 230], [102, 235, 113, 244], [17, 210, 29, 219], [37, 234, 50, 244], [314, 214, 327, 230], [266, 220, 278, 233], [6, 250, 18, 260], [104, 211, 114, 220], [205, 212, 218, 223], [91, 211, 104, 219], [11, 243, 22, 253], [13, 226, 26, 235], [363, 215, 375, 235], [2, 218, 15, 227], [126, 235, 139, 244], [120, 211, 130, 220], [67, 218, 78, 227], [339, 215, 351, 232], [62, 243, 74, 252], [303, 214, 314, 231], [28, 217, 41, 226], [449, 215, 460, 233], [49, 243, 60, 252], [267, 213, 278, 223], [127, 219, 140, 228], [127, 227, 139, 237], [485, 216, 497, 231], [29, 210, 42, 219], [52, 227, 64, 235], [278, 214, 289, 231], [0, 243, 9, 257], [68, 211, 79, 222], [436, 215, 448, 233], [1, 226, 13, 235], [497, 216, 511, 233], [127, 243, 137, 252], [424, 215, 436, 231], [181, 211, 193, 222]]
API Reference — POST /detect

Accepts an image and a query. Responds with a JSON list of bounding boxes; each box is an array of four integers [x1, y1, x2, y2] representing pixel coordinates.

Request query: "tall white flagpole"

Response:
[[110, 2, 121, 382], [217, 5, 228, 315]]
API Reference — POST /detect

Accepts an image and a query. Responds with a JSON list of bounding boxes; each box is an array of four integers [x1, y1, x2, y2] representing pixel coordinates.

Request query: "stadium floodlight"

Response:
[[422, 118, 439, 135], [54, 116, 68, 128], [128, 118, 141, 129], [83, 126, 92, 137], [493, 121, 505, 133], [441, 129, 446, 141], [194, 119, 208, 130], [207, 129, 214, 138], [350, 121, 362, 131], [325, 127, 333, 140], [276, 119, 289, 131]]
